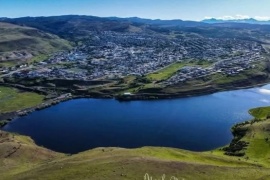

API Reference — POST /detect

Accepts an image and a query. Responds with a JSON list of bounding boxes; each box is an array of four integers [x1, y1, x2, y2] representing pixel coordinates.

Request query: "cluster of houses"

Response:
[[165, 51, 263, 85], [2, 31, 266, 83]]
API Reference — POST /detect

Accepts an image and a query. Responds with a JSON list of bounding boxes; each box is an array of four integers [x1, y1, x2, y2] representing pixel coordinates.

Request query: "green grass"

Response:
[[0, 61, 17, 68], [249, 107, 270, 120], [213, 61, 267, 85], [146, 61, 211, 81], [156, 60, 268, 96], [213, 73, 248, 84], [147, 62, 186, 81], [240, 117, 270, 166], [2, 146, 270, 180], [29, 54, 49, 64], [0, 86, 44, 113]]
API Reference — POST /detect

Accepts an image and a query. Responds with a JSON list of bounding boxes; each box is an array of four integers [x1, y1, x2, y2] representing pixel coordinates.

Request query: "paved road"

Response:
[[0, 65, 33, 78]]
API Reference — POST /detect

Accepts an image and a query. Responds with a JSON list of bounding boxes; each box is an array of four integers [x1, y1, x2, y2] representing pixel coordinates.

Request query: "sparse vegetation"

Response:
[[0, 22, 71, 67]]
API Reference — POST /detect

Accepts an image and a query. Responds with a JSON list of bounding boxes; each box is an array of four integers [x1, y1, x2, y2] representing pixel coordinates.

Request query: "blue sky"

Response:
[[1, 0, 270, 20]]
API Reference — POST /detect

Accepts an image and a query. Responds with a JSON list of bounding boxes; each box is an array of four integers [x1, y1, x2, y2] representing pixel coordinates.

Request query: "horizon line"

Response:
[[1, 14, 270, 22]]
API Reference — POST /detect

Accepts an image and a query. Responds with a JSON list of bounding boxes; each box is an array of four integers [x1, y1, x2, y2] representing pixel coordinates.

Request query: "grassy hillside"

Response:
[[0, 131, 64, 180], [0, 86, 44, 114], [0, 22, 71, 67], [1, 107, 270, 179], [249, 106, 270, 120], [0, 16, 144, 41]]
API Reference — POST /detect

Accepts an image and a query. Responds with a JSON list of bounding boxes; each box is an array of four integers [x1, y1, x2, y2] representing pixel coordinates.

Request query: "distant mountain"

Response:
[[0, 15, 207, 41], [202, 18, 270, 25], [2, 15, 270, 43], [0, 15, 148, 41], [108, 16, 206, 27]]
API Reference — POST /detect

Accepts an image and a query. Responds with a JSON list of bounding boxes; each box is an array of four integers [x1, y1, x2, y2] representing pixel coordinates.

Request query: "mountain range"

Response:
[[202, 18, 270, 25], [1, 15, 270, 41]]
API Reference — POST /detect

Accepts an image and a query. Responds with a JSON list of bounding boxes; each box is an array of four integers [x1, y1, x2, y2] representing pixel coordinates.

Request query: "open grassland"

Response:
[[208, 107, 270, 168], [146, 62, 188, 81], [0, 86, 44, 113], [243, 119, 270, 166], [6, 147, 270, 180], [249, 106, 270, 120], [28, 54, 49, 64], [1, 107, 270, 179], [146, 60, 211, 82]]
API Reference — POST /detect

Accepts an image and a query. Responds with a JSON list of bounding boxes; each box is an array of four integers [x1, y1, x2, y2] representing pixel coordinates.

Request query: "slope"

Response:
[[0, 22, 71, 67]]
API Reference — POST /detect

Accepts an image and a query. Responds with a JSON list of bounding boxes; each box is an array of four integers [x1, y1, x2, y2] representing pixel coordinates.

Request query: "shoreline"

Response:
[[0, 85, 267, 159], [0, 81, 269, 128], [115, 81, 270, 101], [0, 105, 261, 157]]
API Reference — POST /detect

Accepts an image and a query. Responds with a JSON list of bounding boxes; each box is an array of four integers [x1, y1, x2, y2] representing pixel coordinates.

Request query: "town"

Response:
[[165, 51, 263, 85], [0, 31, 266, 86]]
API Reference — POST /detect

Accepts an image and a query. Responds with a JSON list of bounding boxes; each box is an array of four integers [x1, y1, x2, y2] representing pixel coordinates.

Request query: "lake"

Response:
[[2, 85, 270, 154]]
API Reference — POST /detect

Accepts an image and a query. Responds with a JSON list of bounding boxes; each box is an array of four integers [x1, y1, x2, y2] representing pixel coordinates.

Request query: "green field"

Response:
[[249, 106, 270, 120], [29, 54, 49, 64], [230, 106, 270, 166], [146, 61, 211, 81], [0, 86, 44, 113], [146, 62, 187, 81]]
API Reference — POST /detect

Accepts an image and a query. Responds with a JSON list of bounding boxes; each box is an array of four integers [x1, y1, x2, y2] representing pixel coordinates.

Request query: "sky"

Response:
[[1, 0, 270, 21]]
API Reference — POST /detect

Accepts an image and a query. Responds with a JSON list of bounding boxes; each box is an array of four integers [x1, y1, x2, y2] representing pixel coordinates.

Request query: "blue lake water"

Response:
[[3, 85, 270, 154]]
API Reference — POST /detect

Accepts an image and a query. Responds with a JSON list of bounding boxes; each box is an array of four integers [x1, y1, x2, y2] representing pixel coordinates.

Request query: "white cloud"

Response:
[[254, 16, 270, 21], [258, 88, 270, 95], [221, 16, 235, 20], [204, 14, 270, 21], [233, 14, 250, 20]]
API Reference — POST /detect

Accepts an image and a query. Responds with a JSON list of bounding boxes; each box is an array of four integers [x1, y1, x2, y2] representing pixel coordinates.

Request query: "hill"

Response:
[[1, 107, 270, 179], [0, 16, 147, 41], [0, 22, 71, 67], [2, 15, 270, 42]]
